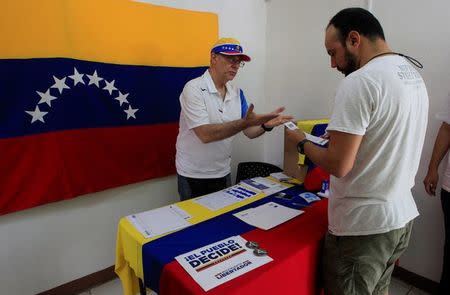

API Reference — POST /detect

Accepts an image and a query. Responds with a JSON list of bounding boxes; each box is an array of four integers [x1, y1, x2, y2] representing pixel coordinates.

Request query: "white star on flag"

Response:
[[51, 76, 70, 94], [25, 105, 48, 123], [87, 70, 103, 87], [103, 79, 117, 95], [36, 89, 57, 107], [124, 105, 138, 119], [68, 67, 85, 86], [114, 91, 129, 106]]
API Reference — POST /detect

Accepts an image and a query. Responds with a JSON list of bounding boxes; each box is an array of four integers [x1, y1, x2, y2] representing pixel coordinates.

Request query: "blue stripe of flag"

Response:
[[0, 58, 206, 139]]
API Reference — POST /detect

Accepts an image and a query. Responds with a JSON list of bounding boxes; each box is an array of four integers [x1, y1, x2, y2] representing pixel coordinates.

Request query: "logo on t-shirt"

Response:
[[397, 64, 421, 84]]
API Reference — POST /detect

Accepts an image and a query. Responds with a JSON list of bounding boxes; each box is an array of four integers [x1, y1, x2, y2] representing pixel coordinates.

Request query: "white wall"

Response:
[[264, 0, 450, 283], [0, 1, 268, 294]]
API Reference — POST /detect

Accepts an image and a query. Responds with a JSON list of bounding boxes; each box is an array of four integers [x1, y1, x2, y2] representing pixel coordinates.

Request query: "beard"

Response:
[[338, 48, 358, 76]]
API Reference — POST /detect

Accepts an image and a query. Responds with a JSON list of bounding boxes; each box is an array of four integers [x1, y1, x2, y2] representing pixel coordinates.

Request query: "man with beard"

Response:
[[176, 38, 292, 200], [286, 8, 429, 295]]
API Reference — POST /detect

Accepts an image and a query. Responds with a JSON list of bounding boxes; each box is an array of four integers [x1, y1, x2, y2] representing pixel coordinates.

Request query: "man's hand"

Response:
[[423, 169, 439, 196], [241, 105, 294, 139], [320, 132, 330, 139], [194, 104, 292, 143], [243, 104, 287, 128], [264, 113, 295, 128], [285, 128, 306, 145], [423, 122, 450, 196]]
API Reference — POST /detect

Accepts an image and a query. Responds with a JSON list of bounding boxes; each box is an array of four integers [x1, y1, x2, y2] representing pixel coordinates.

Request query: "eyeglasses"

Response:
[[245, 240, 268, 256], [218, 54, 245, 68]]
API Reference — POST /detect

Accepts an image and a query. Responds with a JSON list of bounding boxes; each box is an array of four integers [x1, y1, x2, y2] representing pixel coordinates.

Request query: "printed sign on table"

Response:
[[175, 235, 273, 291]]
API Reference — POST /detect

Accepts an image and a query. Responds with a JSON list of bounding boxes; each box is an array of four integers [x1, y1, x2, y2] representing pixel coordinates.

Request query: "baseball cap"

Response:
[[211, 38, 251, 62]]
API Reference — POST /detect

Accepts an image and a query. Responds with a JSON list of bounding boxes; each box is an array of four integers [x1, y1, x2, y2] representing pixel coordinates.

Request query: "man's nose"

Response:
[[331, 58, 337, 68]]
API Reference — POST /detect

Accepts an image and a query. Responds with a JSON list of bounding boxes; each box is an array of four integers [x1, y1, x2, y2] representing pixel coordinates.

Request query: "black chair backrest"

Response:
[[235, 162, 283, 183]]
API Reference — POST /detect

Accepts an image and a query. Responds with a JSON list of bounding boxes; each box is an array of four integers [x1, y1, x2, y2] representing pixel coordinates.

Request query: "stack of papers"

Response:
[[193, 184, 258, 211], [233, 202, 303, 230], [240, 177, 285, 194], [127, 205, 192, 239], [269, 172, 292, 182]]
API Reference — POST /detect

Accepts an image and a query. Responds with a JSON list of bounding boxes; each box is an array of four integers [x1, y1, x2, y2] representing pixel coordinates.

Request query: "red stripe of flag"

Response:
[[0, 123, 178, 214]]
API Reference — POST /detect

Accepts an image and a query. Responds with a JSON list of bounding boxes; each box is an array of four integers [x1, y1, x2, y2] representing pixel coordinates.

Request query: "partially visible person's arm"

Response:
[[424, 122, 450, 196], [286, 129, 363, 178]]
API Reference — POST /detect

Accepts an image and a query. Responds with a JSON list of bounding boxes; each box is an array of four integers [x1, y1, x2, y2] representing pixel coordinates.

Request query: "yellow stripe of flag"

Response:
[[0, 0, 218, 67]]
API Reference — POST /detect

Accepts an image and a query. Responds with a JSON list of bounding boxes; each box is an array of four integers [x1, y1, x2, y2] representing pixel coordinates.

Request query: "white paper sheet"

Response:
[[193, 185, 258, 211], [233, 202, 303, 230], [284, 121, 299, 130], [127, 205, 192, 238], [175, 235, 272, 291]]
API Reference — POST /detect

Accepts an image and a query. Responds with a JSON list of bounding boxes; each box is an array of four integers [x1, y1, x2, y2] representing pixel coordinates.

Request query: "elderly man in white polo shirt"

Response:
[[175, 37, 291, 200]]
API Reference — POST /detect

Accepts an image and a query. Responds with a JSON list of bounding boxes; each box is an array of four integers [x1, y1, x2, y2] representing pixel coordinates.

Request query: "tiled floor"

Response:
[[78, 277, 432, 295]]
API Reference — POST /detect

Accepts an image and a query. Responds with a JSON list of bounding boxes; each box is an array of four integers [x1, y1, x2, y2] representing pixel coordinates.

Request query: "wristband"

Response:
[[261, 123, 273, 132], [297, 139, 311, 154]]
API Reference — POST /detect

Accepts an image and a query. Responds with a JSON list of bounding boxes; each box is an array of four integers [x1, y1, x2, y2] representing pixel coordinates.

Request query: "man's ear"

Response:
[[346, 30, 360, 48], [210, 53, 216, 65]]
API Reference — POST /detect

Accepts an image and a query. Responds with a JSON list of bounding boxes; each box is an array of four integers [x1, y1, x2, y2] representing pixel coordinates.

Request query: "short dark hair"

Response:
[[328, 7, 385, 44]]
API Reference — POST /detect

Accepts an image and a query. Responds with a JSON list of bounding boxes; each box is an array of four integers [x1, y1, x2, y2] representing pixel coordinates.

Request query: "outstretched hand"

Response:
[[243, 103, 277, 127], [243, 104, 293, 128], [264, 111, 294, 128]]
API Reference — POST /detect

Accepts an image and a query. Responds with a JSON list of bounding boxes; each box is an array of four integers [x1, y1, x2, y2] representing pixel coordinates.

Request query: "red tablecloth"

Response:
[[159, 199, 328, 295]]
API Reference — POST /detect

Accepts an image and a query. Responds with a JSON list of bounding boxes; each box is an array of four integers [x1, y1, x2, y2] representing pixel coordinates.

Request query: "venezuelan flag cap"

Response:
[[211, 38, 251, 62]]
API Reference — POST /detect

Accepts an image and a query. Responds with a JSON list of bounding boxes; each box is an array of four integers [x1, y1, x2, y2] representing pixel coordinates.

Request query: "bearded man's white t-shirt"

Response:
[[327, 55, 429, 236]]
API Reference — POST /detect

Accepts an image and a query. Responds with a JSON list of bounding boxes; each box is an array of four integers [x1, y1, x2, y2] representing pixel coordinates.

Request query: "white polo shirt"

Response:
[[327, 55, 429, 236], [176, 70, 245, 178]]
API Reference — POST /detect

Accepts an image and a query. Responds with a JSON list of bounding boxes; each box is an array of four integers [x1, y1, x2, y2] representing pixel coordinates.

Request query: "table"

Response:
[[115, 183, 328, 295]]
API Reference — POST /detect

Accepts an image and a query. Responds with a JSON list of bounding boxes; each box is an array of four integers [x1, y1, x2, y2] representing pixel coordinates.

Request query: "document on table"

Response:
[[234, 202, 303, 230], [175, 235, 273, 291], [269, 172, 302, 185], [127, 204, 192, 239], [240, 177, 285, 194], [193, 184, 258, 211]]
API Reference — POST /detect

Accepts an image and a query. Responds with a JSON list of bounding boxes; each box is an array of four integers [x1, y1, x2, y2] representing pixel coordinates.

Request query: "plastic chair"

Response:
[[235, 162, 283, 183]]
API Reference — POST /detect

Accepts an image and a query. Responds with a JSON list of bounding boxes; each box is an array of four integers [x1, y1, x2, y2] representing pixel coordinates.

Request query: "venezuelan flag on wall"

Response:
[[0, 0, 218, 215]]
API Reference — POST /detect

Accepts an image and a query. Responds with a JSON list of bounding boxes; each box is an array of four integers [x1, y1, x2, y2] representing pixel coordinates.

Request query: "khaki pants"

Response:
[[323, 221, 413, 295]]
